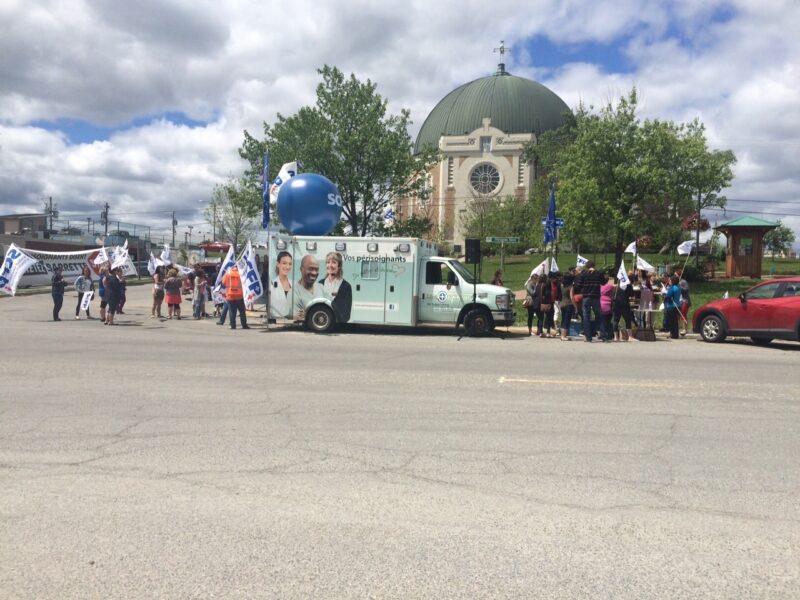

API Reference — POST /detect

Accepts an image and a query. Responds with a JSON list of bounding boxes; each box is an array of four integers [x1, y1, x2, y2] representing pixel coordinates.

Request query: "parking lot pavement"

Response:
[[1, 284, 798, 598]]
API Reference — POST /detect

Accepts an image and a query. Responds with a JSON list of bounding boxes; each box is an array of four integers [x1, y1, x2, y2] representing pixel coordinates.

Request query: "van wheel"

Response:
[[463, 308, 493, 336], [700, 314, 727, 343], [306, 305, 335, 333]]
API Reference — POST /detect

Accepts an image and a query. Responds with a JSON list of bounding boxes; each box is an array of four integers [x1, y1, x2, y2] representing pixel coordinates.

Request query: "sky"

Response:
[[1, 0, 799, 249]]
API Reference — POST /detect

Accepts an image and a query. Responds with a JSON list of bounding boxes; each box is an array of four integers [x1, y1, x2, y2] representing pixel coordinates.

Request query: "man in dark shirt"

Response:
[[575, 261, 607, 342]]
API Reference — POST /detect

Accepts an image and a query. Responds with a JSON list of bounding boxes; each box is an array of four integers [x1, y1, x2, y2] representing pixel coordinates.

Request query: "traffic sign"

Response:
[[541, 218, 565, 228], [485, 236, 520, 243]]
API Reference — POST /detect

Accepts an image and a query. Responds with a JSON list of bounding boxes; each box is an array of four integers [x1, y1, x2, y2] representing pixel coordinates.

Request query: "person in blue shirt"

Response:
[[663, 274, 682, 339]]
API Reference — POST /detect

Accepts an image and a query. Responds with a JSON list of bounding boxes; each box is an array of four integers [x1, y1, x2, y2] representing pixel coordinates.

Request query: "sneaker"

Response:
[[241, 325, 251, 329], [75, 316, 80, 320]]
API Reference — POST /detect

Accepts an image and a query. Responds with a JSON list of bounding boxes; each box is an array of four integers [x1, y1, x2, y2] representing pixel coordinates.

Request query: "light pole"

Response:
[[188, 225, 193, 248]]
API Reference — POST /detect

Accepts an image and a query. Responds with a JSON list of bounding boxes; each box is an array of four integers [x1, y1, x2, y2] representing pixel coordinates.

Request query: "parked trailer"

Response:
[[266, 235, 515, 334]]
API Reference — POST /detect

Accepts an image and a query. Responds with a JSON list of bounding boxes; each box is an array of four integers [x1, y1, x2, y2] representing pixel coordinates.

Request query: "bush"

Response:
[[679, 264, 705, 282]]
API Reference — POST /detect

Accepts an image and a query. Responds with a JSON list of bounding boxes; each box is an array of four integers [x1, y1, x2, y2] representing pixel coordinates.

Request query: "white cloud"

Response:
[[0, 0, 798, 242]]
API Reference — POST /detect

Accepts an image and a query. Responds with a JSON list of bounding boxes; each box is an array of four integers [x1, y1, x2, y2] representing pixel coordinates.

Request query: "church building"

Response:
[[395, 45, 571, 252]]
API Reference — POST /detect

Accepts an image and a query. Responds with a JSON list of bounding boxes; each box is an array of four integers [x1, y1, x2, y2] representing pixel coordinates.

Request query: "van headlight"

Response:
[[495, 294, 509, 310]]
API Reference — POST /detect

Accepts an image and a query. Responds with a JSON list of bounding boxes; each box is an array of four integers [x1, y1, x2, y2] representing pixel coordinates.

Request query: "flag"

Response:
[[214, 244, 237, 289], [543, 186, 557, 245], [637, 256, 655, 272], [92, 247, 109, 265], [0, 244, 38, 296], [384, 208, 395, 227], [238, 240, 264, 305], [531, 259, 549, 277], [80, 291, 93, 311], [723, 291, 729, 299], [160, 244, 173, 265], [111, 245, 128, 270], [624, 241, 637, 254], [576, 254, 589, 267], [269, 161, 300, 204], [617, 260, 630, 290], [147, 253, 157, 276], [677, 239, 696, 255], [261, 153, 270, 229], [550, 257, 559, 273]]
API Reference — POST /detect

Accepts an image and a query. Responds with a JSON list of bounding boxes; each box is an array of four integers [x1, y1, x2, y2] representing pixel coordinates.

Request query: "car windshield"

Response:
[[448, 260, 477, 284]]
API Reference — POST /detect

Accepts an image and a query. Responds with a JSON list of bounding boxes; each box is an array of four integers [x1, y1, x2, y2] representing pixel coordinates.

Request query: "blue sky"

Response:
[[1, 0, 798, 246]]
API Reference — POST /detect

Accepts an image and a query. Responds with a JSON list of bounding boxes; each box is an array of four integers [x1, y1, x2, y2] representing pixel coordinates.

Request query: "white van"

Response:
[[266, 235, 515, 334]]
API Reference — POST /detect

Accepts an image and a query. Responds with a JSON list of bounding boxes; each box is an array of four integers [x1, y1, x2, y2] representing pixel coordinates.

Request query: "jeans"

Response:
[[217, 301, 229, 324], [560, 304, 575, 335], [193, 299, 205, 319], [52, 294, 63, 320], [582, 296, 606, 340], [228, 298, 247, 328]]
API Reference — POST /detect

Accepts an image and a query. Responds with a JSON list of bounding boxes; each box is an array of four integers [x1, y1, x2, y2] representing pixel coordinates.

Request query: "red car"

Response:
[[693, 277, 800, 345]]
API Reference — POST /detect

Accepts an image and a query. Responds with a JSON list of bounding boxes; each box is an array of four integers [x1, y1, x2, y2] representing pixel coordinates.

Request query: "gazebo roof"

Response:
[[715, 216, 779, 230]]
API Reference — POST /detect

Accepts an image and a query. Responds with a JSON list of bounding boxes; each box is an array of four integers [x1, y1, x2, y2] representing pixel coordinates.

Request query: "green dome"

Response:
[[414, 68, 571, 154]]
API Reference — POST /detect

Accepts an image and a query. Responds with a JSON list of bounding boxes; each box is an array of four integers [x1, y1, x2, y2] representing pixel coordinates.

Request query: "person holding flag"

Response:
[[222, 265, 250, 330], [612, 263, 637, 342], [663, 274, 682, 339]]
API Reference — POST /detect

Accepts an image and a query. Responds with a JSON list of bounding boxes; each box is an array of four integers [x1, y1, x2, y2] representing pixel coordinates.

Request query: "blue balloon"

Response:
[[276, 173, 342, 235]]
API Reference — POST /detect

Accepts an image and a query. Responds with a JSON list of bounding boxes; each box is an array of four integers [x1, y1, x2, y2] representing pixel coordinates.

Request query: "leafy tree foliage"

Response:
[[205, 178, 260, 254], [460, 194, 543, 255], [240, 66, 438, 236], [763, 221, 796, 259], [526, 89, 735, 268]]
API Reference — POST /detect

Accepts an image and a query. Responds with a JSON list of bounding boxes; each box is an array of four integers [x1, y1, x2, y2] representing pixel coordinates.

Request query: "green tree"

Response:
[[460, 194, 541, 254], [240, 66, 438, 236], [205, 178, 260, 254], [764, 221, 796, 260], [526, 89, 736, 269]]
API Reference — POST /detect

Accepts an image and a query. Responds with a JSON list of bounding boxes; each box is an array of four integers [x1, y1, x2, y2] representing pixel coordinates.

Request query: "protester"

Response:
[[558, 273, 575, 341], [679, 277, 692, 336], [164, 268, 183, 319], [73, 266, 94, 320], [612, 273, 638, 342], [524, 273, 541, 336], [51, 267, 67, 321], [575, 260, 607, 342], [536, 274, 554, 337], [491, 269, 504, 286], [98, 265, 109, 323], [600, 273, 615, 341], [223, 265, 249, 329], [193, 270, 207, 320], [151, 265, 165, 318], [663, 274, 682, 339], [104, 267, 122, 326], [116, 273, 127, 314]]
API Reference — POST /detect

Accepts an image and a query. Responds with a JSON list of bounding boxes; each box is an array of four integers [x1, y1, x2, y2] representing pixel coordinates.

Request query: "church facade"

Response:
[[395, 61, 571, 252]]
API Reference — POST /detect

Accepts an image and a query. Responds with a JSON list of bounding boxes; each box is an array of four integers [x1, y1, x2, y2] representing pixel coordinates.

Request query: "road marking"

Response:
[[499, 376, 676, 388]]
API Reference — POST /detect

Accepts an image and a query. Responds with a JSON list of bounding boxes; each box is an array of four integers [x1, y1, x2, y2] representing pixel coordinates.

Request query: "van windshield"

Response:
[[448, 260, 477, 284]]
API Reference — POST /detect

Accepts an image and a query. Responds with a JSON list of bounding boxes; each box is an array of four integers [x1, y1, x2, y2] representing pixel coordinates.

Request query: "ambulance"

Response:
[[266, 235, 515, 334]]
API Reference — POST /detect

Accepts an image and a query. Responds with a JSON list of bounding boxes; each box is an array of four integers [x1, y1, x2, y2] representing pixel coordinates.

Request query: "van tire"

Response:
[[306, 305, 335, 333], [463, 308, 493, 336]]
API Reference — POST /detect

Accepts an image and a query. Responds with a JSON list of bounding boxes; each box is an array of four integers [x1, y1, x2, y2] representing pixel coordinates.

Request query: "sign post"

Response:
[[485, 237, 520, 273]]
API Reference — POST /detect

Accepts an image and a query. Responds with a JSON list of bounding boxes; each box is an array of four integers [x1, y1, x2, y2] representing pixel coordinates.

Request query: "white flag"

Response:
[[576, 254, 589, 267], [677, 240, 696, 255], [531, 259, 549, 277], [550, 257, 559, 273], [624, 241, 637, 254], [723, 291, 729, 299], [636, 256, 655, 272], [269, 161, 300, 204], [173, 264, 194, 276], [147, 253, 157, 276], [617, 260, 630, 290], [160, 244, 173, 266], [238, 240, 264, 305], [0, 244, 39, 296], [214, 245, 237, 289], [111, 245, 129, 270], [384, 208, 395, 227], [80, 291, 93, 311], [92, 247, 109, 265]]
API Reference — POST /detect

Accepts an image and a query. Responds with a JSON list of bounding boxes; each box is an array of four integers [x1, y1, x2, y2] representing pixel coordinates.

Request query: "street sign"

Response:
[[485, 236, 520, 243], [540, 218, 565, 228]]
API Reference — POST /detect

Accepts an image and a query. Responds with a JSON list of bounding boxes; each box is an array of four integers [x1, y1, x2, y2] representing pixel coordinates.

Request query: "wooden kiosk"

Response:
[[715, 216, 778, 278]]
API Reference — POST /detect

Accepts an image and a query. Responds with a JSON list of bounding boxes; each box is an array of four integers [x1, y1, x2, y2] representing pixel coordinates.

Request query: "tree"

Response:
[[205, 178, 260, 254], [240, 66, 438, 236], [460, 194, 541, 255], [763, 222, 796, 260], [526, 89, 736, 269]]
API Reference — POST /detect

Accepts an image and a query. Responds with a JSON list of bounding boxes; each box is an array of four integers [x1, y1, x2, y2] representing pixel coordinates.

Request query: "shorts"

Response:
[[107, 299, 119, 314]]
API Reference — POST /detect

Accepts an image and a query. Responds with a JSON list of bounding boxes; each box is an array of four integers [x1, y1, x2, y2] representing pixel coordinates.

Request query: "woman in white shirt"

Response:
[[269, 251, 293, 319]]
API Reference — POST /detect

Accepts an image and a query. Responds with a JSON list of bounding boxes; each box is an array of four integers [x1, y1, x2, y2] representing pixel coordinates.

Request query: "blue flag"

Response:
[[543, 186, 557, 245], [261, 153, 270, 229]]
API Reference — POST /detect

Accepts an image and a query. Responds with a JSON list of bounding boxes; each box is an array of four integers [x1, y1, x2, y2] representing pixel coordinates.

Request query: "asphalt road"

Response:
[[1, 285, 799, 599]]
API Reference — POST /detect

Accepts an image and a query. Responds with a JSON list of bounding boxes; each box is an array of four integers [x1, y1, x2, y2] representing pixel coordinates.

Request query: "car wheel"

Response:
[[306, 305, 335, 333], [700, 314, 727, 343], [751, 337, 773, 346], [463, 308, 493, 336]]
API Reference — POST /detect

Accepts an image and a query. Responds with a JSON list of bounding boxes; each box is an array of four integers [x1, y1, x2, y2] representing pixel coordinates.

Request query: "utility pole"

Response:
[[99, 202, 109, 237], [48, 196, 54, 230], [172, 211, 177, 248], [188, 225, 193, 248]]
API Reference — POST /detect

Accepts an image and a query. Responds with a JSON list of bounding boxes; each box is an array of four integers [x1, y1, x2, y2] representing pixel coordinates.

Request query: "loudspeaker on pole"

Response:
[[464, 238, 480, 264]]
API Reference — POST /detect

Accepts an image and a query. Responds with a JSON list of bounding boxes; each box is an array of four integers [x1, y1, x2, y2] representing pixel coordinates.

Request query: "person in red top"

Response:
[[222, 265, 250, 330]]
